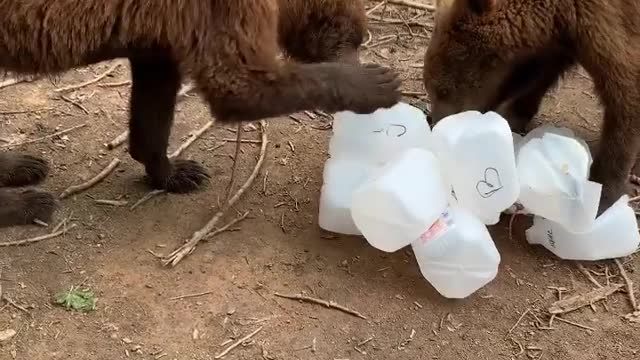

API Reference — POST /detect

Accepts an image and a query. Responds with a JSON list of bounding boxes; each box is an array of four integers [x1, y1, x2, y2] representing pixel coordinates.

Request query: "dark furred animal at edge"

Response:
[[423, 0, 640, 215], [0, 0, 402, 227]]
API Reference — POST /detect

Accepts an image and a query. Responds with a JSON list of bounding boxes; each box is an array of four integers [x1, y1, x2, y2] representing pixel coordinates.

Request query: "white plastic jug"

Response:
[[329, 102, 432, 165], [517, 127, 602, 232], [318, 158, 377, 235], [319, 102, 433, 235], [432, 111, 520, 225], [503, 132, 526, 215], [350, 148, 449, 252], [411, 207, 501, 299], [526, 195, 640, 261]]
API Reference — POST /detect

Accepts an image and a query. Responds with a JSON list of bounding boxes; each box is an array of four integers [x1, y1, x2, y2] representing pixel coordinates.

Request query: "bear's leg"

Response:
[[194, 1, 400, 123], [0, 152, 50, 187], [0, 188, 57, 228], [590, 104, 640, 215], [128, 57, 210, 193], [203, 60, 401, 123]]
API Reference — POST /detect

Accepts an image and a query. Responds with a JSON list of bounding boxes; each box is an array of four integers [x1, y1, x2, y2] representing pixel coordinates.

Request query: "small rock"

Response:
[[122, 337, 133, 344], [0, 329, 17, 342]]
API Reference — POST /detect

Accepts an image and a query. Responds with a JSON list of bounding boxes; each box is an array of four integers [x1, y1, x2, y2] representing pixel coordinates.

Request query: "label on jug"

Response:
[[418, 210, 453, 244]]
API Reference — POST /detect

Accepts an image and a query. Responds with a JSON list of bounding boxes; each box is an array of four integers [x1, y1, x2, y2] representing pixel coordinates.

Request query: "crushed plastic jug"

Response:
[[432, 111, 519, 225], [516, 126, 602, 232], [526, 195, 640, 261], [329, 102, 432, 164], [350, 148, 449, 252], [411, 207, 501, 299], [319, 102, 432, 235], [318, 158, 377, 235]]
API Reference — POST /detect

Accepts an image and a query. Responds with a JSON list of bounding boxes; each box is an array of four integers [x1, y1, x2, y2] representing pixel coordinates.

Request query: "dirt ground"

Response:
[[1, 1, 639, 359]]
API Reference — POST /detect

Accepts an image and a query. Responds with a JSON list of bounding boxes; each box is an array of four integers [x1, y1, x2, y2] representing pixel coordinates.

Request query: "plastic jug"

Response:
[[526, 195, 640, 261], [411, 207, 501, 299], [329, 102, 432, 164], [319, 102, 433, 235], [516, 126, 602, 232], [350, 148, 449, 252], [318, 158, 377, 235], [431, 111, 520, 225], [503, 132, 526, 215]]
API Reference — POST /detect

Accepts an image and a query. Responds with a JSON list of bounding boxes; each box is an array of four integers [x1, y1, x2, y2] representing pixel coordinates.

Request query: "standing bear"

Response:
[[423, 0, 640, 215], [0, 0, 401, 227]]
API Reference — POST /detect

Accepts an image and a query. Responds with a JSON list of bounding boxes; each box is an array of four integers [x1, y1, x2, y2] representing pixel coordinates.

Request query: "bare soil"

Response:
[[1, 1, 639, 359]]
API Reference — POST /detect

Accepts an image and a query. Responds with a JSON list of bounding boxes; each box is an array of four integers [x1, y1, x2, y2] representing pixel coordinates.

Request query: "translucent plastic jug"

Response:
[[432, 111, 519, 225], [411, 207, 500, 299], [526, 195, 640, 261], [329, 102, 432, 165], [318, 158, 377, 235], [319, 102, 433, 235], [517, 127, 602, 232], [350, 148, 449, 252]]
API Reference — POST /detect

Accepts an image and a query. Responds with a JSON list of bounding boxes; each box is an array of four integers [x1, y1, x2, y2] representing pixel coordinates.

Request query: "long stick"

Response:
[[54, 62, 122, 92], [387, 0, 436, 11], [214, 327, 263, 359], [0, 224, 77, 247], [615, 258, 638, 310], [275, 292, 367, 320], [59, 158, 121, 199]]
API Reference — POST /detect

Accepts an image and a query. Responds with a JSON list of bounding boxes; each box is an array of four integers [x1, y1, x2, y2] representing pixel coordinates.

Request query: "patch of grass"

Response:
[[54, 287, 97, 312]]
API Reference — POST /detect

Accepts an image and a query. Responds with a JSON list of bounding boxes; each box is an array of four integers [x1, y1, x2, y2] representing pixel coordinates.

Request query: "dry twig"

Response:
[[507, 308, 530, 334], [162, 121, 268, 266], [130, 190, 166, 210], [225, 122, 243, 201], [548, 283, 623, 314], [59, 158, 121, 199], [94, 199, 128, 207], [615, 258, 638, 311], [554, 316, 595, 331], [274, 292, 367, 320], [106, 130, 129, 150], [577, 263, 603, 288], [2, 296, 29, 313], [387, 0, 436, 11], [0, 77, 24, 89], [169, 290, 214, 301], [214, 327, 263, 359], [205, 211, 250, 240], [1, 123, 88, 148], [168, 121, 214, 159], [0, 224, 77, 247], [60, 95, 90, 114], [54, 62, 122, 92], [220, 138, 261, 144], [99, 80, 131, 88]]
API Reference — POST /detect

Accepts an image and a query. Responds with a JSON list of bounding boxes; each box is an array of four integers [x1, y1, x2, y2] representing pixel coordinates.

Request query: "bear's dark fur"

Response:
[[0, 0, 401, 227], [423, 0, 640, 214]]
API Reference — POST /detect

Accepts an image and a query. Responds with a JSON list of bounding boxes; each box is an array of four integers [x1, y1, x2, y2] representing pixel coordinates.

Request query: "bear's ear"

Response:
[[466, 0, 498, 14]]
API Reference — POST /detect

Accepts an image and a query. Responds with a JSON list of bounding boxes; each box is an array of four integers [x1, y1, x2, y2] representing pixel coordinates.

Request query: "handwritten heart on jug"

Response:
[[475, 167, 503, 198]]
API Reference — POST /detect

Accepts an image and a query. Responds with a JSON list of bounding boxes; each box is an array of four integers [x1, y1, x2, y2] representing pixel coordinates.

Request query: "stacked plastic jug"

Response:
[[320, 105, 520, 299], [514, 126, 640, 260]]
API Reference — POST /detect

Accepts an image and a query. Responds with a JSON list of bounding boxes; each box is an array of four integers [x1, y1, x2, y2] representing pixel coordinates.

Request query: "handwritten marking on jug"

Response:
[[372, 124, 407, 137], [419, 211, 453, 244], [546, 229, 556, 249], [475, 167, 504, 198]]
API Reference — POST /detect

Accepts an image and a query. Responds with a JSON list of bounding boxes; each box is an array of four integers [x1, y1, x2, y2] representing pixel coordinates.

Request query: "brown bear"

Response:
[[0, 0, 401, 227], [423, 0, 640, 215]]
